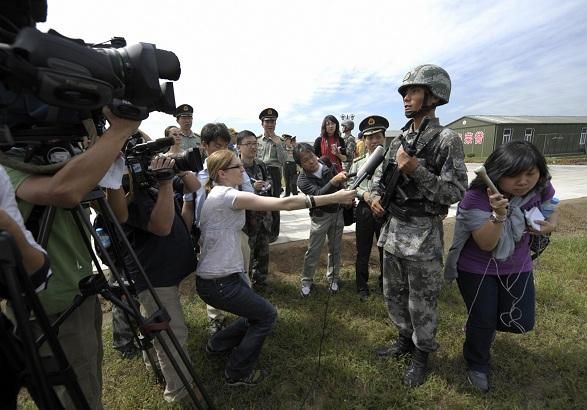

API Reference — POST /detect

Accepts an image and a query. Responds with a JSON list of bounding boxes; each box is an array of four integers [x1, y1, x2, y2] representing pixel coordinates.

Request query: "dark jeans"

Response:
[[283, 161, 298, 196], [196, 273, 277, 379], [457, 270, 535, 373], [355, 201, 383, 292]]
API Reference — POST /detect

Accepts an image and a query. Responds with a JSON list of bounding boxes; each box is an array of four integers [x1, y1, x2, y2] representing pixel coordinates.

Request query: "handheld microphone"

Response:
[[474, 165, 501, 195], [348, 145, 385, 190]]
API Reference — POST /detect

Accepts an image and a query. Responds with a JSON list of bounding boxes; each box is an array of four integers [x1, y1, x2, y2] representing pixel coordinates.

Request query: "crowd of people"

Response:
[[0, 63, 560, 408]]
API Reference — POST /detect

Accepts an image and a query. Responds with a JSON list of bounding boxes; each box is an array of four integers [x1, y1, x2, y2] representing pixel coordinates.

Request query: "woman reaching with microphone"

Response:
[[196, 149, 355, 386]]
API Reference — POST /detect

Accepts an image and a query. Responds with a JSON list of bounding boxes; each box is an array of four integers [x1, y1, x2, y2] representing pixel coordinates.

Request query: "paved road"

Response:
[[273, 164, 587, 245]]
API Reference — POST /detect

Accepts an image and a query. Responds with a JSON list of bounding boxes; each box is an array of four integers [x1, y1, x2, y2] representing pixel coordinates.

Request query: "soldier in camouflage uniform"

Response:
[[369, 64, 468, 387], [341, 120, 356, 172], [238, 130, 273, 290]]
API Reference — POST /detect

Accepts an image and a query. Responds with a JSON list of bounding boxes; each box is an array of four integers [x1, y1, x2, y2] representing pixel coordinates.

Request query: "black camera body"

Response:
[[124, 137, 204, 189]]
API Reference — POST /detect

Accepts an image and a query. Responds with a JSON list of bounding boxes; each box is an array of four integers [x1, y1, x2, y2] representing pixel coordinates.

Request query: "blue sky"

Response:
[[38, 0, 587, 142]]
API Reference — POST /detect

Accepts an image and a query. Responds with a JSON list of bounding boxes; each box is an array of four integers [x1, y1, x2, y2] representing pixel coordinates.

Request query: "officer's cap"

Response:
[[359, 115, 389, 136], [175, 104, 193, 117], [259, 108, 278, 120]]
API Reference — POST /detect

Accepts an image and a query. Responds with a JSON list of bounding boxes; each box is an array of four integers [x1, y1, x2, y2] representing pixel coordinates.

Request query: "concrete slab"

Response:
[[272, 164, 587, 245]]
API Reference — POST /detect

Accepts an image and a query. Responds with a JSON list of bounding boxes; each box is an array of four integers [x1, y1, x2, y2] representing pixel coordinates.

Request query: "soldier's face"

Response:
[[365, 132, 384, 153], [262, 118, 276, 134], [177, 115, 193, 130], [402, 86, 426, 115], [299, 151, 319, 173]]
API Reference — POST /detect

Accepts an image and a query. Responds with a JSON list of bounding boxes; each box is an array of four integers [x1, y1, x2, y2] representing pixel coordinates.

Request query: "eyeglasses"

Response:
[[223, 164, 243, 171], [239, 143, 257, 147]]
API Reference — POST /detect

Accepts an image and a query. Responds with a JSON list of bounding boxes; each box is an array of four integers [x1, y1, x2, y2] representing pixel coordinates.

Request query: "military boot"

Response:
[[375, 335, 414, 358], [403, 348, 429, 387]]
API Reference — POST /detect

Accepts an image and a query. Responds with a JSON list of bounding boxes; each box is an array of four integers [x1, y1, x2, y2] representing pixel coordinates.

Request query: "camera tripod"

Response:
[[1, 230, 90, 409], [29, 188, 214, 409]]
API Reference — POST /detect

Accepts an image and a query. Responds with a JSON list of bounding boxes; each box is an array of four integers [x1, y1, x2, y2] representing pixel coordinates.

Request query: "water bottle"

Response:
[[96, 227, 111, 248], [540, 196, 559, 218]]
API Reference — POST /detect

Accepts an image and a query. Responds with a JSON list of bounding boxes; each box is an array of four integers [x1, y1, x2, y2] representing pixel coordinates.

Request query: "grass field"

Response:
[[19, 199, 587, 409]]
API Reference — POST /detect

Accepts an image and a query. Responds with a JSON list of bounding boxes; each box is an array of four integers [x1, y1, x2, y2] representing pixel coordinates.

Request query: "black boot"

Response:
[[375, 336, 414, 358], [403, 348, 429, 387]]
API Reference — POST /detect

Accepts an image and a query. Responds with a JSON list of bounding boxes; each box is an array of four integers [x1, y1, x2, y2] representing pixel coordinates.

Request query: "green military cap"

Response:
[[359, 115, 389, 136], [175, 104, 194, 117], [259, 107, 278, 120]]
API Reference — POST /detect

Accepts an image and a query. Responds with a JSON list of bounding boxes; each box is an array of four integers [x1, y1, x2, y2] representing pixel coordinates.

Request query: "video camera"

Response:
[[124, 135, 203, 189]]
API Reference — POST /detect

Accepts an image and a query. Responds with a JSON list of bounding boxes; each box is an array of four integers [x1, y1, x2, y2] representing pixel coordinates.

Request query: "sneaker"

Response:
[[328, 281, 339, 294], [115, 342, 140, 359], [467, 370, 489, 393], [225, 369, 267, 387], [208, 318, 225, 336], [300, 282, 312, 297]]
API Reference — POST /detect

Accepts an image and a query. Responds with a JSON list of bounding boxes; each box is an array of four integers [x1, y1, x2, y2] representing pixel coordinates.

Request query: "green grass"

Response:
[[19, 234, 587, 409]]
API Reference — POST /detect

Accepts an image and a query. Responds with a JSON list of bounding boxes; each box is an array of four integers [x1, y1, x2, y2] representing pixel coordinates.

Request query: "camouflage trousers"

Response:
[[382, 251, 444, 352], [249, 225, 271, 285]]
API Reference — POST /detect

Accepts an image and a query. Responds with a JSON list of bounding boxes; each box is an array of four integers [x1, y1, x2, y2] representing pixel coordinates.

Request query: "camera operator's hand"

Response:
[[103, 106, 140, 138], [150, 155, 175, 185]]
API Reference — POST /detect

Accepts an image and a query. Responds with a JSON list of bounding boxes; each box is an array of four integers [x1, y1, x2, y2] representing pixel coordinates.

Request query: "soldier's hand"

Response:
[[370, 196, 385, 217], [396, 146, 419, 175]]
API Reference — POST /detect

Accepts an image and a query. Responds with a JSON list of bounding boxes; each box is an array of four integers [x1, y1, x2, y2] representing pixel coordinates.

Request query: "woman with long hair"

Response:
[[313, 114, 347, 173], [196, 149, 355, 386]]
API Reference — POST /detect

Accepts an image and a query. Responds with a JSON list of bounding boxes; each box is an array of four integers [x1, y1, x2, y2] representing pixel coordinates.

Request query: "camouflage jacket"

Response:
[[371, 117, 468, 260], [343, 134, 356, 167]]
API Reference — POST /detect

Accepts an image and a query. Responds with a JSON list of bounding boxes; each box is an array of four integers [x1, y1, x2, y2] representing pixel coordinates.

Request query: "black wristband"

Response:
[[309, 195, 316, 208], [154, 169, 175, 181]]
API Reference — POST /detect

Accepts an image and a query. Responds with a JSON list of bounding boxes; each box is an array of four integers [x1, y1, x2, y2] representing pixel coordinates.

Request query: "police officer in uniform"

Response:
[[369, 64, 468, 387], [348, 116, 387, 301], [256, 108, 286, 241], [175, 104, 202, 152], [341, 120, 356, 172]]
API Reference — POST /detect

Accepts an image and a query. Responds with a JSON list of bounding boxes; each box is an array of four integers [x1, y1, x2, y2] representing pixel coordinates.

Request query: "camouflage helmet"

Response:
[[398, 64, 451, 106], [341, 120, 354, 132]]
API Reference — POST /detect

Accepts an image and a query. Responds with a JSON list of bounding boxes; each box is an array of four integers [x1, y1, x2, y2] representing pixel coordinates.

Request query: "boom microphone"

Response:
[[348, 145, 385, 190]]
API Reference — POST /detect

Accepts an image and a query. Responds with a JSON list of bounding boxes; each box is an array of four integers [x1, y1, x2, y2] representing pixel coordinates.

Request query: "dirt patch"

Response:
[[268, 197, 587, 273]]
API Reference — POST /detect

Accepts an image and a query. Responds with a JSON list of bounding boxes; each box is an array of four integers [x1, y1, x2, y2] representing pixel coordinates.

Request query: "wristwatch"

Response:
[[490, 212, 507, 224]]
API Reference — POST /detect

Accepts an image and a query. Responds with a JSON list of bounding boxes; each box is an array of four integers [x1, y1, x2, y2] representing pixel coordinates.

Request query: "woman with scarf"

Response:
[[313, 115, 347, 173], [445, 141, 558, 393]]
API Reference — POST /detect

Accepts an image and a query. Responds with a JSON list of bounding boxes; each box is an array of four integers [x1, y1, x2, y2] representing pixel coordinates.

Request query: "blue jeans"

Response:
[[196, 273, 277, 379], [457, 270, 535, 373]]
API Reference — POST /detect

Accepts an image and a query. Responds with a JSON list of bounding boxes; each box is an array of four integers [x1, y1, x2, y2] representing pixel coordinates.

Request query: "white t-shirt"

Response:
[[196, 185, 246, 279]]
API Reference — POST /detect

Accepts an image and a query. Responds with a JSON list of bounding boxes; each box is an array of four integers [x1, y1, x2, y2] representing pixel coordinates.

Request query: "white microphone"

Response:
[[348, 145, 385, 190]]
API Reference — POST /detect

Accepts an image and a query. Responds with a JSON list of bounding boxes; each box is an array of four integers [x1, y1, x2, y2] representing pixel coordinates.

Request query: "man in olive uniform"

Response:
[[348, 116, 387, 301], [369, 64, 468, 387], [256, 108, 286, 241], [175, 104, 202, 152], [341, 120, 356, 172]]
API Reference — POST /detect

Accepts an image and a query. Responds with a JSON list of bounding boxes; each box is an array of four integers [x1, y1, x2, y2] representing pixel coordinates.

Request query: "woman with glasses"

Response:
[[196, 149, 355, 387]]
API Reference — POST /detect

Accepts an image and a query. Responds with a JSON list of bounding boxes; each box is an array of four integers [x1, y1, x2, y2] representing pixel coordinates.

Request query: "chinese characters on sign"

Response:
[[460, 130, 485, 144]]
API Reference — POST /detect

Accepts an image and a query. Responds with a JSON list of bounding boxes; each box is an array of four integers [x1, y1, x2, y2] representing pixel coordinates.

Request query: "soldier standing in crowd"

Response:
[[341, 120, 356, 172], [348, 116, 388, 301], [369, 64, 468, 387], [283, 134, 299, 197], [238, 130, 273, 291], [256, 108, 286, 242], [175, 104, 202, 152]]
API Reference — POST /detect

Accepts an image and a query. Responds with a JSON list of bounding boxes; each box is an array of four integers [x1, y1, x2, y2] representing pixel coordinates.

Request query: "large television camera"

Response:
[[0, 2, 181, 172]]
